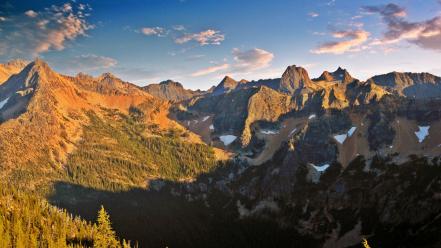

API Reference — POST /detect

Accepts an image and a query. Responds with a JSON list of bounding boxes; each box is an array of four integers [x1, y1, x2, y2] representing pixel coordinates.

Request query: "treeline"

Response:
[[0, 186, 133, 247], [65, 110, 218, 191]]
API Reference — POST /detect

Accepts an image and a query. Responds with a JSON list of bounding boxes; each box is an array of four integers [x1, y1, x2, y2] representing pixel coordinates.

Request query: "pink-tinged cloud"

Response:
[[363, 3, 441, 51], [175, 29, 225, 46], [140, 27, 166, 37], [191, 63, 229, 77], [0, 2, 93, 58], [311, 30, 370, 54], [232, 48, 274, 71]]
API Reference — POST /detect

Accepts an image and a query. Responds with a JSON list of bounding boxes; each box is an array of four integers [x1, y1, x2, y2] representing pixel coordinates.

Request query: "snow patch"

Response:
[[415, 126, 430, 143], [219, 135, 237, 146], [308, 114, 316, 120], [209, 124, 214, 130], [0, 97, 9, 110], [347, 127, 357, 137], [202, 116, 210, 122], [289, 128, 297, 136], [312, 163, 330, 172], [334, 134, 347, 144], [334, 126, 357, 144], [260, 130, 278, 135]]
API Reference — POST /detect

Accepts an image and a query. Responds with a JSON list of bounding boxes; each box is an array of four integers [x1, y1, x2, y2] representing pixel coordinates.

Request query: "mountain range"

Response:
[[1, 59, 441, 247]]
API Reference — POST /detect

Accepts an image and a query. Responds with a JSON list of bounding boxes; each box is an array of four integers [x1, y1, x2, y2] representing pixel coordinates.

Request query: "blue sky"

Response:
[[1, 0, 441, 89]]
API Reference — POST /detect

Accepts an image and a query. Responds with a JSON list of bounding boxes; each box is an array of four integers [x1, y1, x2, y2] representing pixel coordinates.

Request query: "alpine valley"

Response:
[[0, 58, 441, 247]]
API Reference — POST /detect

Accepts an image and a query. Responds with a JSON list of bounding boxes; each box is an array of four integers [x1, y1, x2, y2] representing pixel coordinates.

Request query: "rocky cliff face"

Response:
[[279, 65, 314, 94], [179, 65, 393, 149], [368, 72, 441, 98]]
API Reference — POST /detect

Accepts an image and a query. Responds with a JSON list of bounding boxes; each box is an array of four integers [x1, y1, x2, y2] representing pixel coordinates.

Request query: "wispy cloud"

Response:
[[60, 54, 117, 73], [0, 2, 93, 58], [140, 27, 167, 37], [363, 3, 441, 51], [311, 30, 370, 54], [190, 48, 274, 77], [175, 29, 225, 45], [172, 25, 185, 31], [327, 0, 336, 6], [191, 63, 229, 77]]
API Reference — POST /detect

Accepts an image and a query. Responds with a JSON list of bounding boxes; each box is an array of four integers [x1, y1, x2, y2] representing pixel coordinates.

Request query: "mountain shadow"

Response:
[[48, 180, 316, 248]]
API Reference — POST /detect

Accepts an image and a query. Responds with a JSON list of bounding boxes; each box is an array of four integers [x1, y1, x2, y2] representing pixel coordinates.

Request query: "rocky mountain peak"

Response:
[[143, 79, 203, 101], [279, 65, 312, 94], [317, 71, 334, 81], [24, 59, 59, 84], [159, 79, 184, 88], [220, 76, 238, 88], [98, 72, 118, 80], [368, 71, 441, 98], [211, 76, 240, 95], [97, 72, 126, 86], [332, 67, 353, 83], [315, 67, 354, 84]]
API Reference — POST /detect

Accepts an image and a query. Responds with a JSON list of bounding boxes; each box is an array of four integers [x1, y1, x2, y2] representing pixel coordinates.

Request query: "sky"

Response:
[[1, 0, 441, 90]]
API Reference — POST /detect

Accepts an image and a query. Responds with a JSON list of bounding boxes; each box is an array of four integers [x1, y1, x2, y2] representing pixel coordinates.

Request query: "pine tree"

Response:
[[94, 206, 121, 248]]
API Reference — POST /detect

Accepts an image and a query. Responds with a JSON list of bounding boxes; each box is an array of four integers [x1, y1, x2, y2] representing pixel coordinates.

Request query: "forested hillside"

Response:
[[0, 185, 132, 248], [64, 108, 219, 191]]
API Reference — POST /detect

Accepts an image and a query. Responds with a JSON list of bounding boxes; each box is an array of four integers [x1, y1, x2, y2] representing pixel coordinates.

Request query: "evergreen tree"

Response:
[[94, 206, 121, 248]]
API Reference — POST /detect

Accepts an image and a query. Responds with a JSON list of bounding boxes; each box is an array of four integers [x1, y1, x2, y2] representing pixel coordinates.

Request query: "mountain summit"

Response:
[[316, 67, 354, 84], [143, 79, 205, 101], [279, 65, 313, 94]]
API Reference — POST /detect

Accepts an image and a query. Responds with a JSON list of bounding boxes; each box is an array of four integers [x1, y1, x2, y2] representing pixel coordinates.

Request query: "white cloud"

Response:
[[172, 25, 185, 31], [191, 63, 229, 77], [311, 30, 370, 54], [24, 10, 38, 18], [175, 29, 225, 45], [308, 12, 319, 18], [0, 17, 6, 21], [232, 48, 274, 71], [0, 2, 93, 58], [140, 27, 166, 37]]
